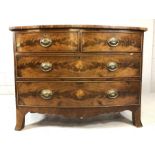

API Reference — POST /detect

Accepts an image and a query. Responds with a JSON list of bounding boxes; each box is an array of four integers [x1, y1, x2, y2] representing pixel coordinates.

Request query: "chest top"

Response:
[[9, 25, 147, 31]]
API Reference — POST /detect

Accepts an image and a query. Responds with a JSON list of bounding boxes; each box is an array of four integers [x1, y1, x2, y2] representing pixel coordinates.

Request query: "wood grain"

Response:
[[17, 81, 140, 107], [16, 32, 78, 52], [16, 53, 141, 78], [9, 25, 147, 31], [82, 32, 143, 52], [9, 25, 146, 130]]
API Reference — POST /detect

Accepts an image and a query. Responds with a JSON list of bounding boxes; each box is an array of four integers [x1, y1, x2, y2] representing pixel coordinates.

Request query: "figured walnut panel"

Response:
[[82, 32, 143, 52], [16, 32, 78, 52], [17, 81, 140, 107], [16, 53, 141, 78]]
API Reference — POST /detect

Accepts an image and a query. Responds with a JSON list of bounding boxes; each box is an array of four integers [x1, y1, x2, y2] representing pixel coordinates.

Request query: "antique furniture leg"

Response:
[[132, 107, 142, 127], [15, 108, 26, 131]]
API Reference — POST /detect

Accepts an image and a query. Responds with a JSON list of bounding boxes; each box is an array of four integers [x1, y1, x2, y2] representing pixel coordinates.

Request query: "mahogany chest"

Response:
[[10, 25, 147, 130]]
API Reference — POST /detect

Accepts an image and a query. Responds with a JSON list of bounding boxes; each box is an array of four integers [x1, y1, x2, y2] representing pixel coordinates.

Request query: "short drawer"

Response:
[[17, 81, 140, 107], [82, 31, 143, 52], [16, 53, 141, 78], [15, 32, 78, 52]]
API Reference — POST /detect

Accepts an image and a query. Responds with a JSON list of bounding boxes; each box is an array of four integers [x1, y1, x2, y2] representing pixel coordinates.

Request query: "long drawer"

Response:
[[16, 53, 141, 78], [17, 81, 140, 107]]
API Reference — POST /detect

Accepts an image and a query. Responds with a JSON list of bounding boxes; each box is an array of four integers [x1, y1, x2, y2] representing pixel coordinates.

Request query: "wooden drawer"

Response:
[[15, 32, 78, 52], [82, 31, 143, 52], [17, 81, 140, 107], [16, 53, 141, 79]]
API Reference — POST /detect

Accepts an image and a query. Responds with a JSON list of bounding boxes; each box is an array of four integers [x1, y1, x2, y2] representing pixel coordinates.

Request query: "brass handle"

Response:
[[107, 62, 118, 72], [107, 37, 119, 47], [40, 89, 53, 100], [106, 89, 118, 99], [40, 62, 52, 72], [40, 38, 52, 47]]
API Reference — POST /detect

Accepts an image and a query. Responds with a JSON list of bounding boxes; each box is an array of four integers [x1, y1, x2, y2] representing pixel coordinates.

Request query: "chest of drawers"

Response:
[[10, 25, 147, 130]]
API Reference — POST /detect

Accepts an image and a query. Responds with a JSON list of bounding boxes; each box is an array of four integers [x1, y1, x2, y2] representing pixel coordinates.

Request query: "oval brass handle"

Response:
[[40, 89, 53, 100], [40, 62, 52, 72], [107, 62, 118, 72], [40, 38, 52, 47], [106, 89, 119, 99], [107, 37, 119, 47]]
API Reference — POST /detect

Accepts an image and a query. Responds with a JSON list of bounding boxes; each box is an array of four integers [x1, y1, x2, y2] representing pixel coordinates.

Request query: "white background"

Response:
[[0, 0, 155, 155]]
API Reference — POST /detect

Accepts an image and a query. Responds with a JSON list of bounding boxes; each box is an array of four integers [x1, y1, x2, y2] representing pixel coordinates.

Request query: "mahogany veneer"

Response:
[[10, 25, 147, 130]]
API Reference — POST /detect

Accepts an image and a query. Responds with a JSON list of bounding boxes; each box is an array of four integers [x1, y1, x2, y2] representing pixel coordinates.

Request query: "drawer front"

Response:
[[82, 32, 142, 52], [17, 81, 140, 107], [15, 32, 78, 52], [16, 54, 141, 78]]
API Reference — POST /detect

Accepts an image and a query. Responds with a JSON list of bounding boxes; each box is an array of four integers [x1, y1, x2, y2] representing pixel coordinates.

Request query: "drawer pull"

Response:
[[107, 37, 119, 47], [40, 89, 53, 100], [106, 89, 118, 99], [40, 38, 52, 47], [40, 62, 52, 72], [107, 62, 118, 72]]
